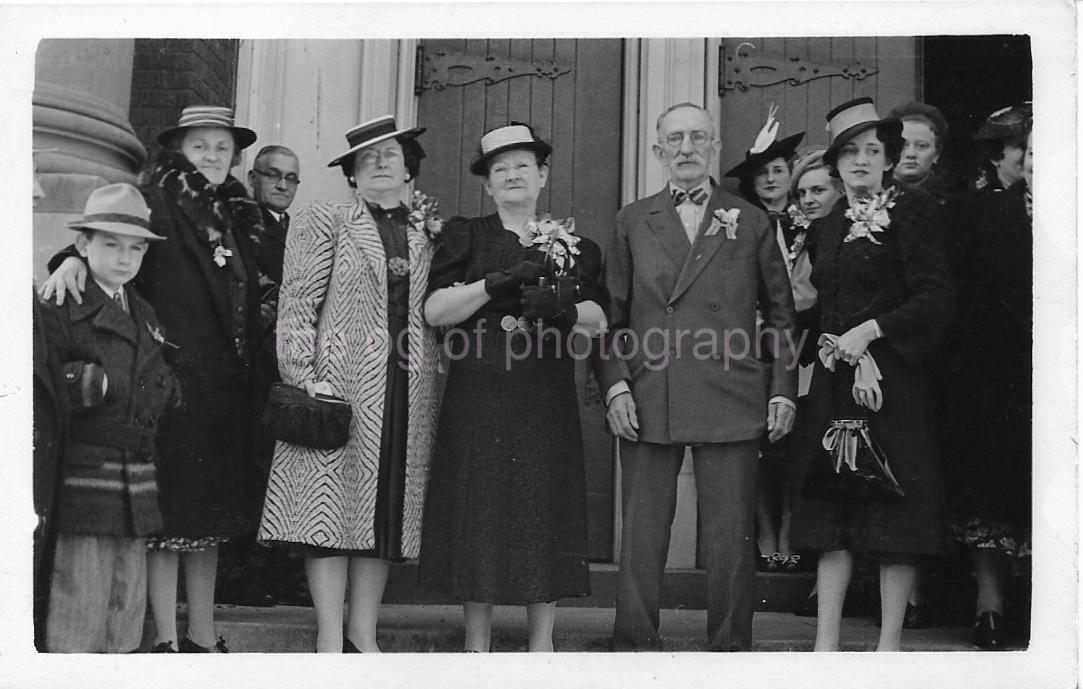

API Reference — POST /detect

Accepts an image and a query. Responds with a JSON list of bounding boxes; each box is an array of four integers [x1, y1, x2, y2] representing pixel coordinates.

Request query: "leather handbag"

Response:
[[262, 382, 352, 450], [802, 418, 905, 501]]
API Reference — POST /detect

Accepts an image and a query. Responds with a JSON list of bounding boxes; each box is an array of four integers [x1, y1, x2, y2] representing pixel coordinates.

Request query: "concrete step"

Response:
[[381, 562, 818, 613], [148, 604, 988, 653]]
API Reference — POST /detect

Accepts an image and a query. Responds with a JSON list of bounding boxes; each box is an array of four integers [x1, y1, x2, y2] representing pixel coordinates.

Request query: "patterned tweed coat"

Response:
[[258, 197, 439, 556]]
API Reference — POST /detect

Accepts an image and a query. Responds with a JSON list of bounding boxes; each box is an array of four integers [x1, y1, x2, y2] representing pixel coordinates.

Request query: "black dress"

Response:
[[941, 182, 1032, 557], [418, 214, 606, 604], [789, 189, 956, 556]]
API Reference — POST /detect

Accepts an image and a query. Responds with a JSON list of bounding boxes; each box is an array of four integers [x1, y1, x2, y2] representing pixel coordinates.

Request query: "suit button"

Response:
[[137, 378, 145, 388], [665, 306, 674, 314], [709, 304, 720, 311], [66, 372, 75, 380], [157, 375, 166, 388]]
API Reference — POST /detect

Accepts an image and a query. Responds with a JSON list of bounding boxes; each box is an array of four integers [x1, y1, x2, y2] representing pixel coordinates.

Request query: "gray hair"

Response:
[[654, 103, 716, 140], [253, 145, 298, 168]]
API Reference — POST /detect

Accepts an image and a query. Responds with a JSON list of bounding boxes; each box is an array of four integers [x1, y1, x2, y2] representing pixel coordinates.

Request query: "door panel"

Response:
[[716, 37, 917, 178], [417, 38, 623, 560]]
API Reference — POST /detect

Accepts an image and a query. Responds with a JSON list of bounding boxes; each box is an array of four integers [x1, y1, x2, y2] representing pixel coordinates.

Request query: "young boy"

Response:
[[38, 183, 178, 653]]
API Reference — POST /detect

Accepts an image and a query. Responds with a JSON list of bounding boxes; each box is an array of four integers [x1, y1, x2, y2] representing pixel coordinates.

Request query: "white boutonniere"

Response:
[[147, 322, 179, 349], [407, 190, 444, 242], [705, 208, 740, 239], [523, 215, 581, 275], [212, 244, 233, 267], [844, 187, 898, 245]]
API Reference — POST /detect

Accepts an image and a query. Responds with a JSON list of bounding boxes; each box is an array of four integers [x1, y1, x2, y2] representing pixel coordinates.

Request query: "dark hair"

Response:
[[735, 155, 794, 209], [165, 128, 242, 168], [888, 102, 949, 152], [338, 135, 425, 187], [480, 148, 550, 178], [976, 121, 1030, 189]]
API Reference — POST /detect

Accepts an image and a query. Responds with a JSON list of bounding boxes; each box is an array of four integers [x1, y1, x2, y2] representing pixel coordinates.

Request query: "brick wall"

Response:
[[129, 39, 240, 157]]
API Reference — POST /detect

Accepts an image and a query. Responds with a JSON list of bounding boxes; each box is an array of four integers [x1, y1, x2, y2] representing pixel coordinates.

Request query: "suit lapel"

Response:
[[73, 282, 138, 346], [344, 198, 387, 284], [645, 188, 690, 271], [667, 186, 734, 306]]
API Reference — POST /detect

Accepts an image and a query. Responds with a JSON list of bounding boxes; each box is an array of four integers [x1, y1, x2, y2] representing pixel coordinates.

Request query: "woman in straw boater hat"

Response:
[[787, 97, 955, 652], [418, 123, 608, 652], [257, 116, 442, 653], [41, 105, 264, 652]]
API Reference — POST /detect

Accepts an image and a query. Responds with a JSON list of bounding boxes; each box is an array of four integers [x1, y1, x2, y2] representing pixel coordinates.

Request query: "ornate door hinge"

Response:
[[415, 45, 572, 94], [719, 41, 878, 95]]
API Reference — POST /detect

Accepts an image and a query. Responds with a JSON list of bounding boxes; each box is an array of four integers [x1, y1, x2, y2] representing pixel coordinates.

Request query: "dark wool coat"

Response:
[[49, 156, 265, 538], [40, 281, 179, 537], [789, 188, 957, 555]]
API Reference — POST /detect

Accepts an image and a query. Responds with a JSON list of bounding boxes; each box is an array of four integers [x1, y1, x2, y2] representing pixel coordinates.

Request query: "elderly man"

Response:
[[248, 145, 300, 285], [597, 103, 799, 651]]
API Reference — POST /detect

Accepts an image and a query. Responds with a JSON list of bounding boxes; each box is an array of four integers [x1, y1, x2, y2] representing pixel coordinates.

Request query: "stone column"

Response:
[[33, 39, 146, 282]]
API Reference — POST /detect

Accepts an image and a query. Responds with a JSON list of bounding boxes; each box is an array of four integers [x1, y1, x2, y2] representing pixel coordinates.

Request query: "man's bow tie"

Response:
[[672, 187, 707, 206]]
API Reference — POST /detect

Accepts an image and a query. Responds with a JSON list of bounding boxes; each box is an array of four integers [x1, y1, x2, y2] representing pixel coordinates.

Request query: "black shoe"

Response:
[[973, 611, 1004, 650], [151, 641, 177, 653], [793, 593, 818, 617], [903, 602, 933, 629], [179, 636, 230, 653], [343, 635, 361, 653]]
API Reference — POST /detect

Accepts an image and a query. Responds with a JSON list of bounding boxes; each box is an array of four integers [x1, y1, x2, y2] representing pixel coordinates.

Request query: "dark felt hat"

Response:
[[724, 130, 805, 178], [326, 115, 426, 168], [469, 123, 552, 176], [156, 106, 257, 150], [974, 103, 1032, 140], [823, 97, 902, 168]]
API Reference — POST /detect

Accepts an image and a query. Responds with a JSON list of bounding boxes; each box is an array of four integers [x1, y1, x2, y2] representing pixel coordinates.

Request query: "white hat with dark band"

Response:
[[823, 97, 902, 168], [67, 183, 164, 241], [469, 123, 552, 176]]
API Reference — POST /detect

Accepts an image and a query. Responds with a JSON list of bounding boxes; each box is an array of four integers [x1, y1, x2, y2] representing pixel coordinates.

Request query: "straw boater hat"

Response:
[[974, 103, 1032, 141], [67, 183, 164, 241], [469, 123, 553, 176], [823, 97, 903, 168], [156, 105, 257, 150], [725, 104, 805, 178], [326, 115, 426, 168]]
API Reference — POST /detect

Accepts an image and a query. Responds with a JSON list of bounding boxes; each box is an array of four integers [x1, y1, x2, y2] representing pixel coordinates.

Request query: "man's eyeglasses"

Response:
[[663, 130, 712, 149], [254, 168, 301, 186]]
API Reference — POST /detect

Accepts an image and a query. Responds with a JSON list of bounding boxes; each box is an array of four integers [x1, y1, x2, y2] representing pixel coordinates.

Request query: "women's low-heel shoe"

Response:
[[151, 640, 177, 653], [973, 611, 1004, 650], [179, 636, 231, 653], [343, 636, 362, 653]]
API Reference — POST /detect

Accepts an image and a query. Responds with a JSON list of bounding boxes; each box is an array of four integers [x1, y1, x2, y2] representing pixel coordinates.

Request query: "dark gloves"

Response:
[[62, 361, 108, 408], [484, 260, 546, 298], [521, 284, 578, 329]]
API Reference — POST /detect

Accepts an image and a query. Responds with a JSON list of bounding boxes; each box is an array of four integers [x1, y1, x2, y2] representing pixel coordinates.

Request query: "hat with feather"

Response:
[[725, 104, 805, 179]]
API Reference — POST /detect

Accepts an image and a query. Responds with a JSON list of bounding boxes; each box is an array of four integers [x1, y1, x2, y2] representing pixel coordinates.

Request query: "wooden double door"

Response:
[[416, 38, 624, 561]]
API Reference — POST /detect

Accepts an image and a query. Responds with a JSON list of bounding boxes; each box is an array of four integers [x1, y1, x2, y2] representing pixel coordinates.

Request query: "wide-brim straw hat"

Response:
[[823, 97, 902, 168], [67, 183, 164, 240], [156, 105, 257, 149], [974, 103, 1032, 140], [469, 123, 552, 176], [326, 115, 426, 168], [725, 131, 805, 178]]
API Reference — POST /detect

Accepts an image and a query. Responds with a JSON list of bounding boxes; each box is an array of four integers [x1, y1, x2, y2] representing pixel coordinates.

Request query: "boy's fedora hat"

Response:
[[823, 97, 902, 168], [156, 105, 257, 149], [68, 183, 164, 241], [327, 115, 426, 168]]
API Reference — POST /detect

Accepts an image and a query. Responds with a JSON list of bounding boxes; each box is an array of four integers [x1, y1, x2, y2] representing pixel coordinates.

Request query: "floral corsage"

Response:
[[521, 215, 580, 275], [705, 208, 740, 239], [212, 243, 233, 267], [387, 256, 410, 278], [147, 322, 180, 349], [844, 187, 898, 244], [408, 190, 444, 242]]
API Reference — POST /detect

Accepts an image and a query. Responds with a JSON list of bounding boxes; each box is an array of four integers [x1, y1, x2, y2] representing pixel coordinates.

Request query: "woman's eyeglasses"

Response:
[[357, 148, 403, 167], [254, 168, 301, 186]]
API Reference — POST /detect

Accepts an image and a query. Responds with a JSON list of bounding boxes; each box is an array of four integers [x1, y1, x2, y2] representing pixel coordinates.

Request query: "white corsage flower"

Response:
[[706, 208, 741, 239], [844, 187, 898, 245]]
